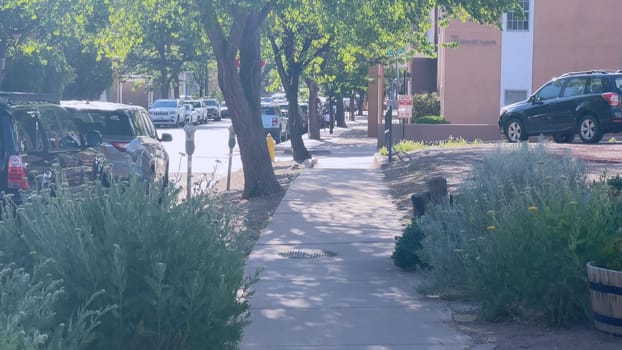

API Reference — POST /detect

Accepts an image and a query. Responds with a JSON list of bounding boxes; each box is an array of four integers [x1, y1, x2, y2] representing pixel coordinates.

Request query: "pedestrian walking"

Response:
[[322, 108, 330, 131]]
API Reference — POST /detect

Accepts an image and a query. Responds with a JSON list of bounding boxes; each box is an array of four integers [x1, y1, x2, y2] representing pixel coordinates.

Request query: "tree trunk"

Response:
[[204, 11, 280, 198], [349, 92, 355, 121], [306, 78, 321, 140], [157, 45, 169, 98], [357, 89, 366, 116], [284, 79, 311, 162], [335, 94, 347, 128]]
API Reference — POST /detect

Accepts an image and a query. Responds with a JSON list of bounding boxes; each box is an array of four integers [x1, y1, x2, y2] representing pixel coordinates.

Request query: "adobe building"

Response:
[[373, 0, 622, 144]]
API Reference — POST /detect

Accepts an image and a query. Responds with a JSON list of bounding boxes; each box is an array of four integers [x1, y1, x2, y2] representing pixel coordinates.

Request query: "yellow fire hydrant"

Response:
[[266, 133, 275, 162]]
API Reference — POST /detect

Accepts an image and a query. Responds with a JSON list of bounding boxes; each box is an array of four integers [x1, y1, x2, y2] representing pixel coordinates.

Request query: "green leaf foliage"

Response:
[[0, 176, 254, 349], [392, 219, 430, 271], [418, 144, 622, 326]]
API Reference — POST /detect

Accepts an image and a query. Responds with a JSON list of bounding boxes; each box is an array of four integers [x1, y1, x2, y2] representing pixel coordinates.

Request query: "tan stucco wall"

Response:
[[438, 20, 502, 124], [532, 0, 622, 89]]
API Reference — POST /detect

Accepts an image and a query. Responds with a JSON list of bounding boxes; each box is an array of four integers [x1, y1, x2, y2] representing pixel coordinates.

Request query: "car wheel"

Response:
[[552, 133, 574, 143], [504, 118, 527, 142], [578, 115, 602, 143]]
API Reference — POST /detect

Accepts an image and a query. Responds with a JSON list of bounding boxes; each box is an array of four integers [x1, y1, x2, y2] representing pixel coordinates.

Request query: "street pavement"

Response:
[[240, 117, 481, 350]]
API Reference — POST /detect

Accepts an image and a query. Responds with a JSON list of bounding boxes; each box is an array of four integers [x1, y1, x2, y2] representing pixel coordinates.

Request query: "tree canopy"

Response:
[[0, 0, 520, 197]]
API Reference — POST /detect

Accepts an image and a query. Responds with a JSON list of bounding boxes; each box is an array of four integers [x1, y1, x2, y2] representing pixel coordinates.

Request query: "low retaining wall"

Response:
[[376, 123, 503, 147]]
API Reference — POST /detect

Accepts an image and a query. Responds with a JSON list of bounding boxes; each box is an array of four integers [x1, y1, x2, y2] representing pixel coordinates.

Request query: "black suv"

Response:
[[499, 70, 622, 143], [0, 92, 108, 204]]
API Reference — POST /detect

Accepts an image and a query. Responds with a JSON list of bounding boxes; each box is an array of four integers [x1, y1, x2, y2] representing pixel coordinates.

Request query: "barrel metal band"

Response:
[[594, 312, 622, 328], [589, 282, 622, 296]]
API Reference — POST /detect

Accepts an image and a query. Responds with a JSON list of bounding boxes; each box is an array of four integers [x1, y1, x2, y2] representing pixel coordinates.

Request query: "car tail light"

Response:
[[602, 92, 620, 106], [112, 142, 128, 152], [272, 117, 278, 126], [7, 155, 29, 189]]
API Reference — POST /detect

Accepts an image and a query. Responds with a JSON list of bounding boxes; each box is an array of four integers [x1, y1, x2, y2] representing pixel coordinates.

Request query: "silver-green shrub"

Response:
[[0, 176, 254, 349], [0, 260, 110, 350], [419, 143, 622, 325]]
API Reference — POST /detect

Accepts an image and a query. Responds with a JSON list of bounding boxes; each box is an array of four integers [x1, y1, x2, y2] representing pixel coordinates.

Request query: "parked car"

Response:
[[62, 101, 172, 186], [499, 70, 622, 143], [184, 104, 199, 125], [0, 92, 109, 204], [220, 101, 229, 118], [261, 103, 288, 143], [203, 98, 221, 121], [148, 98, 185, 128], [185, 99, 208, 124]]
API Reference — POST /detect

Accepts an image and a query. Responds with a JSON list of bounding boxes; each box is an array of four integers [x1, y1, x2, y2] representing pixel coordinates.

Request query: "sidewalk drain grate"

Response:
[[278, 249, 337, 259]]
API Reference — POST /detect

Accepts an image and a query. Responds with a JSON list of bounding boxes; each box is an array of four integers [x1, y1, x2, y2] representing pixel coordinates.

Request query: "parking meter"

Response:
[[184, 124, 197, 155], [184, 124, 198, 200]]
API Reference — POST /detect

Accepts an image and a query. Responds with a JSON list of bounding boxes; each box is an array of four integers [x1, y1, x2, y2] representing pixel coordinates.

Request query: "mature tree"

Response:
[[63, 1, 114, 99], [265, 0, 334, 161], [196, 1, 281, 198], [0, 0, 85, 93], [98, 0, 206, 99], [0, 0, 44, 86], [266, 0, 520, 156]]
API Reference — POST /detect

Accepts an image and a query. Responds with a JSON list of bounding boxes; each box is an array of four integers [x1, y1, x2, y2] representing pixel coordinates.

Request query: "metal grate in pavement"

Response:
[[278, 249, 337, 259]]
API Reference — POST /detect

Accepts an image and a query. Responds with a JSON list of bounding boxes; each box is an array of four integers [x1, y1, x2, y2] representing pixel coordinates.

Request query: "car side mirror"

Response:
[[85, 130, 103, 147], [159, 133, 173, 142]]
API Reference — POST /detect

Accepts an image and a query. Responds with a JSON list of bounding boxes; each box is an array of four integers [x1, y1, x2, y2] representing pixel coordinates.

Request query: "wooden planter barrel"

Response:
[[587, 262, 622, 336]]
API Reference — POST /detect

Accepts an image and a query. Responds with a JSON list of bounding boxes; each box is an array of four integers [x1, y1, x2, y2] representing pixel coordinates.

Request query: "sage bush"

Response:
[[0, 177, 253, 350], [0, 261, 111, 350], [419, 143, 622, 325]]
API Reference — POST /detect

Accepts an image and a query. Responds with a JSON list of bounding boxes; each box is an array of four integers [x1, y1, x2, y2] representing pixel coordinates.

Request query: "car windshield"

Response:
[[190, 101, 202, 108], [205, 100, 218, 107], [261, 106, 278, 115], [152, 100, 176, 108], [185, 105, 192, 111]]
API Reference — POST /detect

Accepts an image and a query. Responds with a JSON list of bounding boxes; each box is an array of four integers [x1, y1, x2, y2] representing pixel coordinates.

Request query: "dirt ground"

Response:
[[211, 160, 301, 254], [212, 140, 622, 349]]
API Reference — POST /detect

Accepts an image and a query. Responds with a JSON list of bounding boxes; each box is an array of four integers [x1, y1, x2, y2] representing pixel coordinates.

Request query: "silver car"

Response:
[[62, 101, 172, 185]]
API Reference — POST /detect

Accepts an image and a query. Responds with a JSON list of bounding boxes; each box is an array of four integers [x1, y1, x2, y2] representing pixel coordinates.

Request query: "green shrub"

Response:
[[379, 137, 480, 157], [412, 92, 440, 120], [418, 144, 622, 326], [0, 176, 254, 349], [392, 219, 429, 271], [0, 260, 110, 350], [414, 115, 448, 124]]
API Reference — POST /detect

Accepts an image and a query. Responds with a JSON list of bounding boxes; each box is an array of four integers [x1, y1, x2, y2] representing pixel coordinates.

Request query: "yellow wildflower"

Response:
[[528, 206, 538, 212], [487, 225, 496, 231]]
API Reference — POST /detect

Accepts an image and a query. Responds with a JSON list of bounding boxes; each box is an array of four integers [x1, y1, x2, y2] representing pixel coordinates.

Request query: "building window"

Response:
[[506, 0, 529, 31], [504, 90, 528, 105]]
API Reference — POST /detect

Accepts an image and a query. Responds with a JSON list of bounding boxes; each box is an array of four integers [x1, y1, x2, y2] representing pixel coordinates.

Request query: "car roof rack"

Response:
[[0, 91, 60, 104], [560, 70, 613, 77]]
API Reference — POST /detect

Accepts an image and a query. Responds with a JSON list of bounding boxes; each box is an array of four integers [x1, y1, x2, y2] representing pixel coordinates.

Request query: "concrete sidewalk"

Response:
[[240, 119, 480, 349]]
